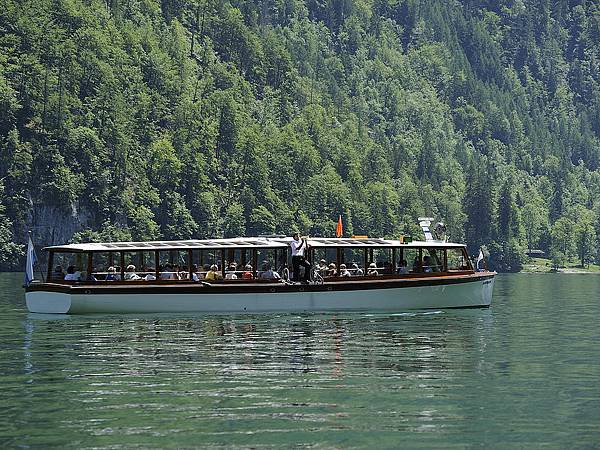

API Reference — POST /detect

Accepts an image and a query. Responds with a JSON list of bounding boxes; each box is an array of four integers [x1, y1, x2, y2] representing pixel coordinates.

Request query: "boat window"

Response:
[[342, 248, 365, 276], [91, 252, 118, 280], [223, 248, 250, 278], [403, 248, 421, 273], [198, 249, 222, 276], [49, 252, 88, 281], [447, 248, 470, 271], [373, 248, 393, 274], [156, 250, 189, 280], [255, 248, 280, 278], [423, 248, 444, 272], [311, 247, 340, 278]]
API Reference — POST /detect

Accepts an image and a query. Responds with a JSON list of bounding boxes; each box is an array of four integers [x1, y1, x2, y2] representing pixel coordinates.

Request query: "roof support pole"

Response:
[[47, 251, 54, 281], [392, 248, 396, 273], [120, 252, 125, 281], [155, 250, 160, 280], [221, 249, 225, 278], [252, 249, 257, 279], [187, 249, 193, 280], [87, 252, 93, 281], [443, 249, 448, 272]]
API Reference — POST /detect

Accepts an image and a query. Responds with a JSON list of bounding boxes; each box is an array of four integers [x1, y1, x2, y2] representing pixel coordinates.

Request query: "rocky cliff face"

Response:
[[26, 203, 93, 248]]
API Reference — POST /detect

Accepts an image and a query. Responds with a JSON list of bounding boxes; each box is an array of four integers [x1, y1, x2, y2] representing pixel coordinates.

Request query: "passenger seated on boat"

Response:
[[412, 256, 422, 272], [318, 259, 328, 273], [428, 254, 442, 272], [328, 263, 337, 277], [105, 266, 118, 281], [64, 265, 81, 281], [397, 260, 409, 274], [189, 264, 200, 281], [52, 265, 65, 280], [242, 264, 253, 280], [176, 264, 188, 279], [423, 256, 433, 273], [205, 264, 222, 281], [178, 265, 189, 279], [225, 263, 238, 279], [160, 263, 179, 280], [367, 262, 379, 276], [385, 261, 395, 274], [259, 264, 281, 280], [145, 268, 157, 281], [124, 265, 141, 280], [351, 262, 364, 276], [339, 264, 351, 277]]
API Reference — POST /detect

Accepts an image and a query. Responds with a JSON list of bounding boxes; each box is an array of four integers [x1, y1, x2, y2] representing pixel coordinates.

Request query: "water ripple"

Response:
[[1, 273, 600, 448]]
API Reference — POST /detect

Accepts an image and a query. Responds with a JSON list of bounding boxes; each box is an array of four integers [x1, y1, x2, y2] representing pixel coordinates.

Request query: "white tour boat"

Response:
[[24, 220, 495, 314]]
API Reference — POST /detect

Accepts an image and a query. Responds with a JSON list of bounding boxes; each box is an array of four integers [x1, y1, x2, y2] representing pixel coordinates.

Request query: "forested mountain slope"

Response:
[[1, 0, 600, 271]]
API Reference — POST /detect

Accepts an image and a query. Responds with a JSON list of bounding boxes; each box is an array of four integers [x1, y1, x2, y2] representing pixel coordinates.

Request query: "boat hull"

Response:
[[25, 273, 495, 314]]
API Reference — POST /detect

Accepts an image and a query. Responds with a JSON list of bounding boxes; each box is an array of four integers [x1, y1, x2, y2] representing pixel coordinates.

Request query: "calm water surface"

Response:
[[1, 273, 599, 449]]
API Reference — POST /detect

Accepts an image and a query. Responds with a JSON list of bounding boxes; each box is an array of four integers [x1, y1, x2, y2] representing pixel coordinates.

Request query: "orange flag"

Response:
[[336, 215, 343, 237]]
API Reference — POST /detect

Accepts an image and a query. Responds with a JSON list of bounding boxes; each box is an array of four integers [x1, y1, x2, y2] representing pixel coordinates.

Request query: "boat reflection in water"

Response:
[[18, 307, 495, 443]]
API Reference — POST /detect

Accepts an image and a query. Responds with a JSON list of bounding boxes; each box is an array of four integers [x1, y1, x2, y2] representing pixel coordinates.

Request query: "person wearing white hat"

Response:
[[367, 262, 379, 276], [339, 263, 351, 277]]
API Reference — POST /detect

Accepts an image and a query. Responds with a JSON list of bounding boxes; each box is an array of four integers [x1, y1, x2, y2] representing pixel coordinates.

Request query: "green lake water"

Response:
[[1, 272, 599, 449]]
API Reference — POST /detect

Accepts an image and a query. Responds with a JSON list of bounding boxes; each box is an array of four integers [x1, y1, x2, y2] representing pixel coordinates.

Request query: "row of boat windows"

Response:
[[47, 247, 471, 282]]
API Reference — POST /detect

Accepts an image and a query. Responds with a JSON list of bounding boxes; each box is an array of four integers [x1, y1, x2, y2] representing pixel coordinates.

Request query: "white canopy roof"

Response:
[[44, 237, 466, 253], [44, 238, 289, 253], [284, 237, 465, 249]]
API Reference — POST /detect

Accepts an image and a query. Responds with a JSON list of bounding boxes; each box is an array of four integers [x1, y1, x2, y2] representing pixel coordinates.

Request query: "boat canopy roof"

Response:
[[44, 238, 289, 253], [44, 237, 466, 253], [283, 237, 465, 249]]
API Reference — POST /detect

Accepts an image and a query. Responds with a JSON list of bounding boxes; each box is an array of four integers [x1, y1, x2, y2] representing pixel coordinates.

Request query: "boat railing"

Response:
[[311, 269, 324, 285]]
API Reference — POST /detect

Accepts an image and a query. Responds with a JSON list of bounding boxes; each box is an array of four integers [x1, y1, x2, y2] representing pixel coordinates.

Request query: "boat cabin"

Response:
[[41, 237, 473, 284]]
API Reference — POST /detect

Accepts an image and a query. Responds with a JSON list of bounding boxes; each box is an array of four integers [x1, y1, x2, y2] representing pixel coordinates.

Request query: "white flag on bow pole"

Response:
[[24, 233, 37, 287], [476, 249, 484, 271]]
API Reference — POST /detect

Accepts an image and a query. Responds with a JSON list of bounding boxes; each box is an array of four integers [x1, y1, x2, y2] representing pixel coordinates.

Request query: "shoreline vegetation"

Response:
[[521, 257, 600, 274]]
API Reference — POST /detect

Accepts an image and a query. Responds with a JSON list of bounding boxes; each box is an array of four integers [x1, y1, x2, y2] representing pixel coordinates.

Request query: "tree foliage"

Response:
[[1, 0, 600, 271]]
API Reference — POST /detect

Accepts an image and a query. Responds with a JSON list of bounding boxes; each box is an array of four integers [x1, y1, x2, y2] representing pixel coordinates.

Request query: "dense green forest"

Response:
[[1, 0, 600, 271]]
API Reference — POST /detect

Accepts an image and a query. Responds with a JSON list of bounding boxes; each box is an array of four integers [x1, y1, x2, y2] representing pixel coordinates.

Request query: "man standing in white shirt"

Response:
[[290, 232, 311, 283]]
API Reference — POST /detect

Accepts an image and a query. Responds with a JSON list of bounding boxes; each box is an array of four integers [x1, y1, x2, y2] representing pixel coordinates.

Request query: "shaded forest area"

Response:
[[1, 0, 600, 271]]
